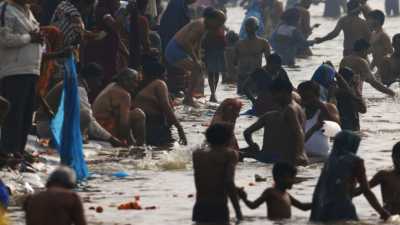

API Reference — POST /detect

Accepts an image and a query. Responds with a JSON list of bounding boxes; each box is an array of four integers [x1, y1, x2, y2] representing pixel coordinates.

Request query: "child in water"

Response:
[[238, 163, 311, 220], [355, 142, 400, 214]]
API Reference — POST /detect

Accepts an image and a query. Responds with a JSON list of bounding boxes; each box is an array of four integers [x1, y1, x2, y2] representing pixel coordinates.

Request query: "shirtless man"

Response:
[[378, 34, 400, 85], [92, 69, 146, 145], [242, 78, 308, 166], [165, 7, 226, 107], [235, 17, 270, 95], [314, 0, 371, 56], [295, 0, 320, 57], [238, 163, 311, 220], [340, 39, 395, 96], [367, 10, 393, 70], [24, 167, 86, 225], [192, 123, 243, 224], [355, 142, 400, 214]]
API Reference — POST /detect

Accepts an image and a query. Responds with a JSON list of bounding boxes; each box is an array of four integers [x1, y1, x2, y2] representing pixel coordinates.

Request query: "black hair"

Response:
[[338, 67, 354, 82], [80, 63, 103, 79], [270, 78, 294, 94], [347, 0, 361, 13], [226, 30, 239, 45], [267, 53, 282, 66], [203, 7, 225, 22], [393, 33, 400, 44], [367, 10, 385, 26], [205, 123, 233, 146], [353, 39, 370, 52], [46, 167, 76, 189], [272, 163, 297, 182], [297, 80, 320, 97], [142, 59, 165, 81]]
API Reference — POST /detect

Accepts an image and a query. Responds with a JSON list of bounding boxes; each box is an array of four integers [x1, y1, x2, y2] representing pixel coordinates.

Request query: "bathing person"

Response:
[[135, 60, 187, 146], [310, 63, 336, 102], [297, 81, 340, 159], [235, 16, 271, 95], [36, 63, 125, 146], [235, 16, 270, 95], [270, 8, 311, 67], [295, 0, 318, 57], [243, 54, 291, 116], [192, 123, 243, 223], [354, 142, 400, 214], [165, 7, 226, 107], [314, 0, 371, 56], [242, 78, 308, 166], [310, 131, 391, 222], [366, 10, 393, 70], [210, 98, 243, 151], [340, 39, 395, 96], [24, 166, 87, 225], [378, 34, 400, 86], [335, 67, 366, 131], [238, 163, 311, 220], [93, 69, 146, 146]]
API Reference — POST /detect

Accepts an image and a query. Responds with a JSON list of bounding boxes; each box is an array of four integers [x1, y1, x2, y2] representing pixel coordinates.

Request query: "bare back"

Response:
[[376, 170, 400, 214], [264, 188, 292, 220], [340, 16, 371, 52], [370, 30, 393, 68], [174, 19, 206, 53], [92, 83, 131, 120]]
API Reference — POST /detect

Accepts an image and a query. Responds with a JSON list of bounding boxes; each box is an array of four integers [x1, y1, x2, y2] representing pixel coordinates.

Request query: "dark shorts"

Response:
[[192, 201, 229, 223]]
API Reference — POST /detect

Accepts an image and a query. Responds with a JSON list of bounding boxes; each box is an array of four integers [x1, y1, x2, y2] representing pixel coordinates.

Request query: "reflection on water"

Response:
[[10, 0, 400, 224]]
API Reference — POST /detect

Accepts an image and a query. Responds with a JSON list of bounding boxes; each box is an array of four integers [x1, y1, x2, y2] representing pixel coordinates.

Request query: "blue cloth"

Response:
[[159, 0, 191, 51], [165, 38, 190, 65], [310, 131, 362, 222], [239, 0, 265, 40], [311, 64, 336, 89], [0, 180, 9, 208], [51, 56, 89, 181]]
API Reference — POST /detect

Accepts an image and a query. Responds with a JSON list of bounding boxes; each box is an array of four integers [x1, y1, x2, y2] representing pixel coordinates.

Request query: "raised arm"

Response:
[[290, 195, 312, 211], [315, 19, 343, 44]]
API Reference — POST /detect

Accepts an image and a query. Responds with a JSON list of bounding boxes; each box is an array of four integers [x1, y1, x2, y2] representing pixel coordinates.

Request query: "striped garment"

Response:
[[50, 0, 84, 47]]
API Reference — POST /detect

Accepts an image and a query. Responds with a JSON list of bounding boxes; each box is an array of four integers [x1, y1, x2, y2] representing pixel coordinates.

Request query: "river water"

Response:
[[9, 0, 400, 224]]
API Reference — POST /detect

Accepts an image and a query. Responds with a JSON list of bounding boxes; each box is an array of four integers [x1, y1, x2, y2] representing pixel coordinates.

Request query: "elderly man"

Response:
[[93, 69, 146, 146]]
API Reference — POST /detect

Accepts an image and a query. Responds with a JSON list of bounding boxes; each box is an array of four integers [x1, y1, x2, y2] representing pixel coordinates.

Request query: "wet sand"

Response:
[[8, 0, 400, 224]]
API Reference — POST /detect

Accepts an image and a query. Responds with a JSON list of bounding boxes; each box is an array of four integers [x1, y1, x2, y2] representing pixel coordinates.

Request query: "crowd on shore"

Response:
[[0, 0, 400, 224]]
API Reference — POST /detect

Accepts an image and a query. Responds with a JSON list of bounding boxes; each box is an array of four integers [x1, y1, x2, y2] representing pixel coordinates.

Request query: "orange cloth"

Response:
[[210, 98, 243, 150], [37, 26, 64, 97]]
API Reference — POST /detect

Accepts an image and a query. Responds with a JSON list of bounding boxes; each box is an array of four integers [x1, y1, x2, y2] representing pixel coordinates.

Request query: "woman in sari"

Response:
[[210, 98, 242, 151], [310, 131, 390, 222]]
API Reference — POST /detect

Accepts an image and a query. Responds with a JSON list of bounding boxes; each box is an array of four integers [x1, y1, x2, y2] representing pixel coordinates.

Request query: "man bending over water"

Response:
[[93, 69, 146, 145], [24, 167, 86, 225], [192, 123, 243, 224], [165, 7, 226, 107], [242, 78, 308, 166]]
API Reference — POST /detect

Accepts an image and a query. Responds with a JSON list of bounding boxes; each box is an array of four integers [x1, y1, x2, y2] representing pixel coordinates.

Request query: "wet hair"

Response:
[[272, 163, 297, 182], [338, 67, 354, 82], [353, 39, 370, 52], [205, 123, 233, 146], [347, 0, 361, 14], [270, 78, 294, 94], [267, 53, 282, 66], [367, 10, 385, 26], [281, 8, 300, 26], [244, 16, 259, 30], [392, 142, 400, 172], [203, 7, 226, 22], [297, 80, 320, 97], [46, 166, 77, 189], [80, 63, 103, 79], [143, 60, 165, 80], [113, 68, 139, 84], [393, 33, 400, 45]]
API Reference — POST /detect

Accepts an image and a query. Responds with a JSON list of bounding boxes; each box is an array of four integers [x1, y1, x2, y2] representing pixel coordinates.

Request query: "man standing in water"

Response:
[[295, 0, 319, 57], [340, 39, 395, 96], [379, 34, 400, 85], [165, 8, 226, 107], [242, 78, 308, 166], [367, 10, 393, 71], [314, 0, 371, 56], [192, 123, 243, 223]]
